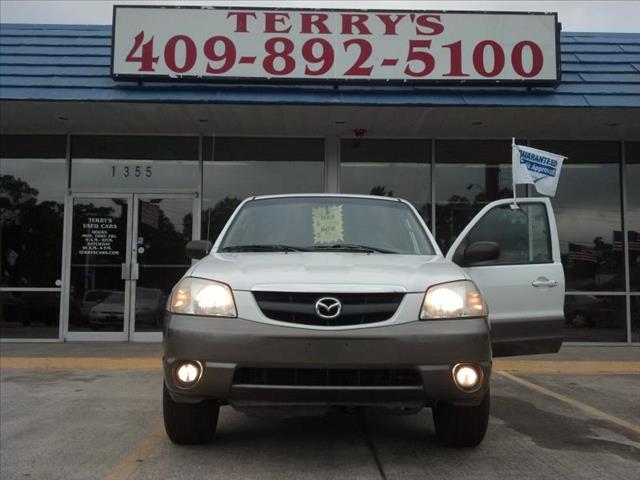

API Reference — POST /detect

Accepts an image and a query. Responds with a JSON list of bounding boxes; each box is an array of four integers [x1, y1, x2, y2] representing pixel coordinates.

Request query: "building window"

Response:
[[71, 136, 199, 190], [1, 135, 67, 338], [532, 141, 623, 293], [340, 139, 431, 225], [632, 296, 640, 342], [530, 141, 624, 343], [563, 295, 627, 343], [202, 137, 324, 243], [434, 140, 525, 251], [626, 142, 640, 292], [1, 291, 61, 340]]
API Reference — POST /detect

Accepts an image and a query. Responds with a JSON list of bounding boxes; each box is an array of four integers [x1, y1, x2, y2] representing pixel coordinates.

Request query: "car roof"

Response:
[[250, 193, 404, 203]]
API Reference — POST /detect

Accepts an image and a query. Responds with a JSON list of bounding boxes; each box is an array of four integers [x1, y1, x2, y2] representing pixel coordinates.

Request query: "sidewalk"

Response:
[[1, 342, 162, 358]]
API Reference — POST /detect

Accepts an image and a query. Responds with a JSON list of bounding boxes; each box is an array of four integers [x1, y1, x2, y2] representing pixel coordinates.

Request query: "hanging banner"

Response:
[[112, 6, 560, 85]]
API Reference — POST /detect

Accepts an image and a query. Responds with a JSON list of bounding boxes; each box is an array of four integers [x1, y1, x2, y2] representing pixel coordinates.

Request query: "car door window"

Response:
[[453, 203, 552, 265]]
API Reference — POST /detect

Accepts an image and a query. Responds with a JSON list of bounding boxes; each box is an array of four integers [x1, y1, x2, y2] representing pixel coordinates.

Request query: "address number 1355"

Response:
[[111, 165, 153, 178]]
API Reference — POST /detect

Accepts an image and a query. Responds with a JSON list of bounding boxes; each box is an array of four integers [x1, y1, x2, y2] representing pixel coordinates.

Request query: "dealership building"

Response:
[[0, 7, 639, 344]]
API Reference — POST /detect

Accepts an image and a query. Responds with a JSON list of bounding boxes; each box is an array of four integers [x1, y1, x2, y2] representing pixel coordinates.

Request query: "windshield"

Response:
[[219, 197, 435, 255]]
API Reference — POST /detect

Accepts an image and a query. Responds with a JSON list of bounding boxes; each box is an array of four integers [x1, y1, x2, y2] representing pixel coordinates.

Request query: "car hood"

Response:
[[189, 252, 466, 293]]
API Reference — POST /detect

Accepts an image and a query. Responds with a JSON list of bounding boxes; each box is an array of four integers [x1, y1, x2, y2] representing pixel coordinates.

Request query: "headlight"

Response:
[[169, 277, 237, 317], [420, 280, 486, 320]]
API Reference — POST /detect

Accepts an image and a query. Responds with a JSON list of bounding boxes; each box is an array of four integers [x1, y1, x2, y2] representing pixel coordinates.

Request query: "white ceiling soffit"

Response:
[[0, 101, 638, 140]]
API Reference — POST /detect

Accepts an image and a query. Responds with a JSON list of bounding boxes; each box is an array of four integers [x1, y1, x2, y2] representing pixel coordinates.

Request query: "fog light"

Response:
[[452, 364, 482, 392], [175, 361, 202, 387]]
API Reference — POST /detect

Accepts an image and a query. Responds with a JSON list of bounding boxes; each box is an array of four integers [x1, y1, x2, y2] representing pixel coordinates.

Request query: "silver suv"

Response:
[[163, 194, 564, 447]]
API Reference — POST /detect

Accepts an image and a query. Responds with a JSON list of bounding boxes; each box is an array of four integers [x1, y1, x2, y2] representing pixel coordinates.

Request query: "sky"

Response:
[[1, 0, 639, 33]]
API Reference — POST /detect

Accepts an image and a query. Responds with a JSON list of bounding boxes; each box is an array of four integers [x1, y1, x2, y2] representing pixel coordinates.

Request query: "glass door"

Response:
[[63, 193, 197, 341], [65, 194, 132, 341], [130, 194, 197, 341]]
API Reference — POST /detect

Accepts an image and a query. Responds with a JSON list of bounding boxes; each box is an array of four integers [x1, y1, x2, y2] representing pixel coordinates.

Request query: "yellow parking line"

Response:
[[2, 357, 639, 374], [104, 425, 166, 480], [0, 357, 160, 370], [494, 360, 640, 375], [497, 370, 640, 436]]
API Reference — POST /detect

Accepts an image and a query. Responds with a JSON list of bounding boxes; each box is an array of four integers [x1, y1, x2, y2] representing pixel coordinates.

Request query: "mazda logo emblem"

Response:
[[315, 297, 342, 319]]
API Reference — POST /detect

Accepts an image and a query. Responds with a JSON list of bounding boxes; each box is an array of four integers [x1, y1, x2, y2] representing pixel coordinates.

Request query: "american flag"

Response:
[[567, 243, 598, 263], [613, 231, 640, 252], [613, 231, 622, 251]]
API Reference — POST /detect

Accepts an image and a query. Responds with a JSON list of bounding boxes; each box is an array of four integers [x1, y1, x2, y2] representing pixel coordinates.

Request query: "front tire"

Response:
[[163, 383, 219, 445], [432, 389, 490, 447]]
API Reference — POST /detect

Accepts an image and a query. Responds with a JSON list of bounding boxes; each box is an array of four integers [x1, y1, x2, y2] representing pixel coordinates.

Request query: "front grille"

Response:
[[252, 291, 404, 326], [233, 368, 421, 387]]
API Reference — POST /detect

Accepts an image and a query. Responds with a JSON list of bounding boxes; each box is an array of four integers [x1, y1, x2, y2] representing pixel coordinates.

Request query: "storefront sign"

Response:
[[79, 216, 119, 256], [112, 6, 560, 85]]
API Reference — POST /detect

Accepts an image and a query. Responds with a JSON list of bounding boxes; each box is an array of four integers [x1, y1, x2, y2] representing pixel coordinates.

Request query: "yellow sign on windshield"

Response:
[[312, 205, 344, 244]]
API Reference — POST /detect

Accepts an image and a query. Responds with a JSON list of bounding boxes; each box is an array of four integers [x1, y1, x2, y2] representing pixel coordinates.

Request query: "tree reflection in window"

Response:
[[1, 174, 64, 288]]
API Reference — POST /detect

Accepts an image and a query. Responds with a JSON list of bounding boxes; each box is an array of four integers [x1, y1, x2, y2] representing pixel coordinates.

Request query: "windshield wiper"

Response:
[[220, 244, 309, 253], [310, 243, 397, 254]]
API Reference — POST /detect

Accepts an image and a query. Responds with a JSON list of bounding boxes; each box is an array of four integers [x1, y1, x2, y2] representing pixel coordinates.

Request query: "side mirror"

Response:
[[185, 240, 213, 260], [462, 241, 500, 267]]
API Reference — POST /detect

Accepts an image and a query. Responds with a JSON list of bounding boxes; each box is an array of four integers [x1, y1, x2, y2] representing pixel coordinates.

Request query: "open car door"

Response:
[[446, 198, 564, 357]]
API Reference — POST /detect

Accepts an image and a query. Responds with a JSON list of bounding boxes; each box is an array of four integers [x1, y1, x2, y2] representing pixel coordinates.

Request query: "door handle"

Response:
[[131, 263, 139, 281], [121, 263, 139, 280], [532, 278, 558, 288]]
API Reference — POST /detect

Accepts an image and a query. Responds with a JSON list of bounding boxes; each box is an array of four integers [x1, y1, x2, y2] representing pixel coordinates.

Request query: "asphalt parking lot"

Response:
[[1, 345, 639, 480]]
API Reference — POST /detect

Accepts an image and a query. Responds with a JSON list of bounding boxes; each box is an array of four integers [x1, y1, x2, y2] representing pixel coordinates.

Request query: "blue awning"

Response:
[[1, 23, 639, 108]]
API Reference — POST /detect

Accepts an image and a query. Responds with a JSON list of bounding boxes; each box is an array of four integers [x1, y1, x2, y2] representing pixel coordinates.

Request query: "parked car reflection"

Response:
[[87, 288, 165, 330], [135, 288, 166, 328], [88, 291, 124, 331], [80, 289, 112, 324], [564, 295, 619, 328]]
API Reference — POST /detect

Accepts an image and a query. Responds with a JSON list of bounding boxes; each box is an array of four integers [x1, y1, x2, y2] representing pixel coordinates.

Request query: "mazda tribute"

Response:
[[162, 194, 564, 447]]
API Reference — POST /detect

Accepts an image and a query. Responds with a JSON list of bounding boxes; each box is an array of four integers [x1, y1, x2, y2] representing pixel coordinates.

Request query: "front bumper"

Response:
[[163, 314, 492, 408]]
